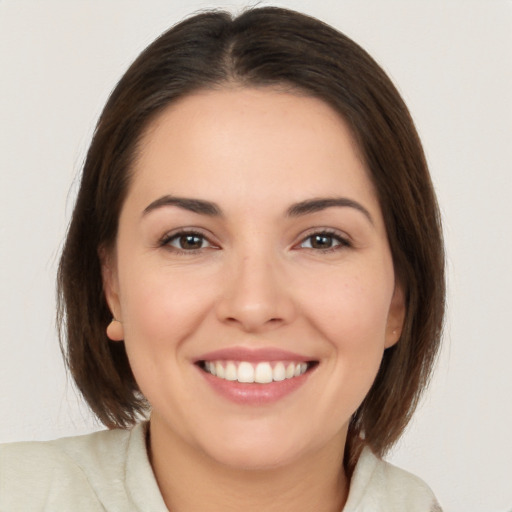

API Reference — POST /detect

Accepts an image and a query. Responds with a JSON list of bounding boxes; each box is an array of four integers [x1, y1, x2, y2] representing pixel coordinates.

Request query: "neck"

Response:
[[148, 420, 348, 512]]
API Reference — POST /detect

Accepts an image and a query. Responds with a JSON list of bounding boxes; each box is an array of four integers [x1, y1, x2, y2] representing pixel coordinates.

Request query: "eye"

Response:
[[299, 231, 349, 251], [162, 231, 213, 251]]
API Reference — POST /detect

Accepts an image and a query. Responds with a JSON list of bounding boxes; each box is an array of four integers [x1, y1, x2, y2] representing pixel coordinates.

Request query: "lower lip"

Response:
[[198, 366, 313, 405]]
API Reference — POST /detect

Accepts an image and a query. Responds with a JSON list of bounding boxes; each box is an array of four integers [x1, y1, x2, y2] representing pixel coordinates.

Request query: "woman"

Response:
[[0, 7, 444, 511]]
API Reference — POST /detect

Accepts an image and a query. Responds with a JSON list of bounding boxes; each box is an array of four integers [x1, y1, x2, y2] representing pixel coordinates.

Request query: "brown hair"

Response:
[[57, 6, 445, 468]]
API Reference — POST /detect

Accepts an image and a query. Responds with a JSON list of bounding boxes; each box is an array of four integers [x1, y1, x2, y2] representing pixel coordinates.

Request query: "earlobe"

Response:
[[385, 283, 406, 348], [99, 246, 124, 341], [106, 318, 124, 341]]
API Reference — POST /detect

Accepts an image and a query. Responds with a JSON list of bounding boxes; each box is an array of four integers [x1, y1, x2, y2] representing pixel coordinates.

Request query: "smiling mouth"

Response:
[[198, 360, 318, 384]]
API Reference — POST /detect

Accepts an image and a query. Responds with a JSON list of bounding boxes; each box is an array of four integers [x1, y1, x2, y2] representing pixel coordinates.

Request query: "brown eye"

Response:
[[300, 232, 348, 250], [167, 233, 210, 251], [311, 234, 335, 249]]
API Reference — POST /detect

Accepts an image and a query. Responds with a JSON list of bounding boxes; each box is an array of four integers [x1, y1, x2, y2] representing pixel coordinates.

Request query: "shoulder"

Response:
[[0, 424, 153, 511], [344, 447, 442, 512]]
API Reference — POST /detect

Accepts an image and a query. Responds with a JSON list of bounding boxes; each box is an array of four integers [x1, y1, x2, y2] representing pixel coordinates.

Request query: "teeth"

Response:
[[225, 362, 237, 381], [273, 362, 286, 381], [205, 361, 216, 376], [203, 360, 310, 383], [215, 362, 225, 379], [254, 362, 273, 383], [237, 362, 254, 383]]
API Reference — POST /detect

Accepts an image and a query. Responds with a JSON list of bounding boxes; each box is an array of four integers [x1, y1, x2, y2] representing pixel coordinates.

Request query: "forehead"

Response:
[[127, 87, 380, 219]]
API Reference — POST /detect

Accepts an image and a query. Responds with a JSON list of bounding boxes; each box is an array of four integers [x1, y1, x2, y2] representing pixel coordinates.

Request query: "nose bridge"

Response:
[[216, 241, 292, 331]]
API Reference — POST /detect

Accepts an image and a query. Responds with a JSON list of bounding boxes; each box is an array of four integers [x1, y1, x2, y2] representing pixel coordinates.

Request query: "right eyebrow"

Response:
[[142, 195, 222, 217], [286, 197, 374, 225]]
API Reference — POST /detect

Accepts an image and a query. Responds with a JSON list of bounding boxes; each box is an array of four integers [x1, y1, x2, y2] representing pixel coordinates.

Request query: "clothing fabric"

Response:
[[0, 422, 441, 511]]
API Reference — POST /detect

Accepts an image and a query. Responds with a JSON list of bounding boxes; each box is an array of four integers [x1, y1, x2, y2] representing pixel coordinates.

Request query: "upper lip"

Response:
[[195, 346, 315, 363]]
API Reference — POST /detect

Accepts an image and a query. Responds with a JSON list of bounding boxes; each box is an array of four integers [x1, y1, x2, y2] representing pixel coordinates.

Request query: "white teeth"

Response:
[[205, 361, 216, 375], [216, 362, 225, 379], [203, 360, 310, 383], [237, 362, 254, 383], [254, 362, 273, 383], [273, 362, 286, 382], [225, 362, 237, 381], [293, 362, 308, 377]]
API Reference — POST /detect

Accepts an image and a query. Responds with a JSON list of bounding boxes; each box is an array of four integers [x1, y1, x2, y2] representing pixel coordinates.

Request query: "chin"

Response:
[[194, 420, 326, 472], [206, 442, 304, 471]]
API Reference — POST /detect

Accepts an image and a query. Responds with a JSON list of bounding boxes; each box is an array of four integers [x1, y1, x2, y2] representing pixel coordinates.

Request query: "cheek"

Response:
[[115, 265, 217, 412], [116, 262, 216, 355], [302, 267, 394, 348], [302, 270, 393, 417]]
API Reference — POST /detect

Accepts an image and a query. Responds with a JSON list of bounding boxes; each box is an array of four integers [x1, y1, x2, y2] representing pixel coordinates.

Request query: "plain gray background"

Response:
[[1, 1, 511, 511]]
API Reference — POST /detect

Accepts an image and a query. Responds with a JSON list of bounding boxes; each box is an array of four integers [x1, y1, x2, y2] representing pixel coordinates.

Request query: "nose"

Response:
[[215, 250, 296, 333]]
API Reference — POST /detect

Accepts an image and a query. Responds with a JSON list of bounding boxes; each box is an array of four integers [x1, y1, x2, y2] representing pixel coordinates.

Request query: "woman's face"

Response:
[[103, 87, 404, 469]]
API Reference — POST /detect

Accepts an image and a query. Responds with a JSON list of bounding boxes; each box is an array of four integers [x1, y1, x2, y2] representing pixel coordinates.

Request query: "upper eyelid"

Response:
[[297, 227, 351, 243], [159, 227, 215, 244]]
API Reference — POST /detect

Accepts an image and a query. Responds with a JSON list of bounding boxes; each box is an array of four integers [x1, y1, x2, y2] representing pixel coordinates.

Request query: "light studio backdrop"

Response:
[[0, 1, 511, 511]]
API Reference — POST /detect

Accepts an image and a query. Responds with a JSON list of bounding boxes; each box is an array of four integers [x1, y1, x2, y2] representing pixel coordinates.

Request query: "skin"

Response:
[[102, 87, 405, 512]]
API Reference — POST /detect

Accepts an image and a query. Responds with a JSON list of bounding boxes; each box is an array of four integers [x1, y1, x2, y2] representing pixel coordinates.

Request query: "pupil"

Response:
[[180, 235, 202, 249], [312, 234, 332, 248]]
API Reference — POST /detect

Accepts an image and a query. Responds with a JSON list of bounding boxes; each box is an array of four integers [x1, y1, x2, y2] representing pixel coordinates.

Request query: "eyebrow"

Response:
[[286, 197, 374, 224], [142, 195, 222, 217], [142, 195, 373, 224]]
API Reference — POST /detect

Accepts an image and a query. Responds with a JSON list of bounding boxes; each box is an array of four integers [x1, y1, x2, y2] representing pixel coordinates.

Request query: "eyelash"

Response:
[[159, 229, 351, 255], [297, 229, 351, 253], [159, 230, 216, 255]]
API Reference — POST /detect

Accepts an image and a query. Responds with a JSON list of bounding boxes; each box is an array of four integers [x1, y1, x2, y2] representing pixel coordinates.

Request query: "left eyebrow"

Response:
[[142, 195, 222, 217], [286, 197, 374, 225]]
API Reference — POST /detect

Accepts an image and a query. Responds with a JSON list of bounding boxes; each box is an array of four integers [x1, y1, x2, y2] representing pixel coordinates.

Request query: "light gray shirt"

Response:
[[0, 422, 441, 511]]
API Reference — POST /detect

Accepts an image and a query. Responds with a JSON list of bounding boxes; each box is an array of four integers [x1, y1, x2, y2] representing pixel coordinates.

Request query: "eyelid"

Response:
[[158, 227, 220, 251], [294, 228, 352, 250]]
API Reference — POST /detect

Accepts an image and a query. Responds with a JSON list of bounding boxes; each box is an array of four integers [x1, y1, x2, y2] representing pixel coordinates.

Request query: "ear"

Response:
[[99, 246, 124, 341], [385, 282, 406, 348]]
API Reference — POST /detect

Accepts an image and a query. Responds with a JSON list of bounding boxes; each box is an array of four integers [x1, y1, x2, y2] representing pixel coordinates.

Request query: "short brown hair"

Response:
[[57, 6, 445, 467]]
